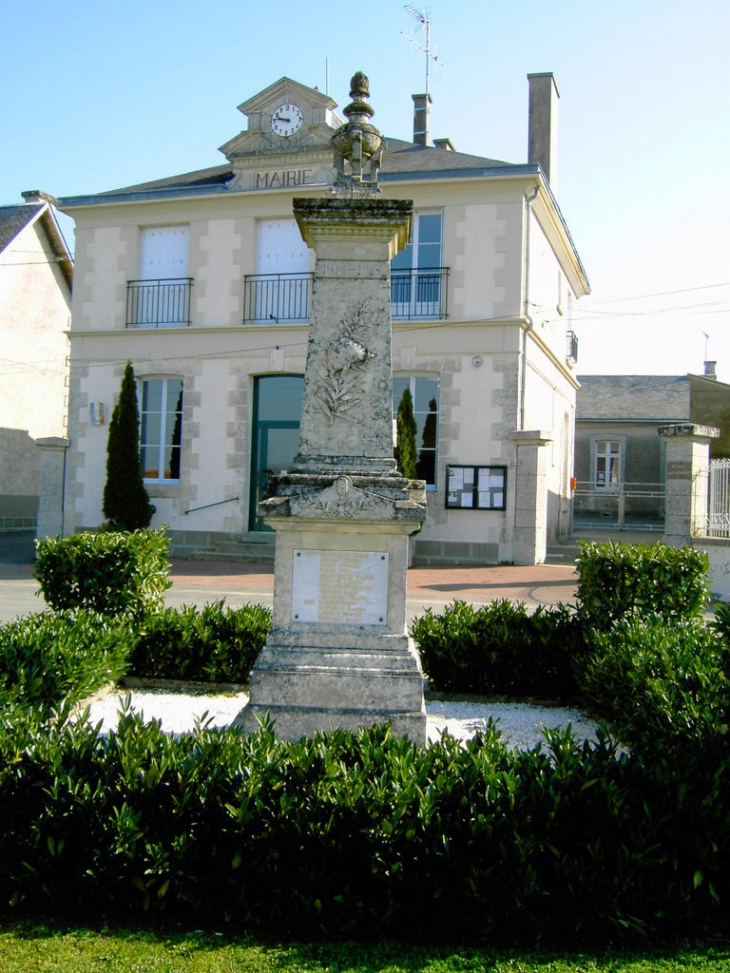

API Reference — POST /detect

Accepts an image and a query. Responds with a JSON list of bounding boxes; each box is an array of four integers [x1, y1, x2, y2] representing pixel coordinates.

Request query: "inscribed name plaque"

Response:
[[291, 550, 389, 625]]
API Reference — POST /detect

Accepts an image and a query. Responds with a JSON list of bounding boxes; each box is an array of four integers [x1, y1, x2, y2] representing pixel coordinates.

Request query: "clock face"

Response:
[[271, 103, 303, 137]]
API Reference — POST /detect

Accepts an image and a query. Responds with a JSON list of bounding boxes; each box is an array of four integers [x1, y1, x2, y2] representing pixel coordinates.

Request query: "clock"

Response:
[[271, 103, 303, 137]]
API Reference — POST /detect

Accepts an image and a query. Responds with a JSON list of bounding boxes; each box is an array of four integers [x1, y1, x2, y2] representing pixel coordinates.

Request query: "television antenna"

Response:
[[704, 331, 711, 359], [401, 6, 442, 98]]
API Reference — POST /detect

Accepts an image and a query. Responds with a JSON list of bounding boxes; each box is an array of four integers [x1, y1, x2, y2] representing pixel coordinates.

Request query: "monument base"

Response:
[[238, 473, 427, 744]]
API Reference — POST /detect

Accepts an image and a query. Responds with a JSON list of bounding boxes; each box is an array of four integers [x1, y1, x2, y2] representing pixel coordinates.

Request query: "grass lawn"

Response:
[[2, 922, 730, 972]]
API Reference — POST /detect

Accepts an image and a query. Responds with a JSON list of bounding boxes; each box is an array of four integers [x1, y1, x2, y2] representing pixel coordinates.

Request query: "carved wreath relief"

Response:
[[315, 301, 375, 425]]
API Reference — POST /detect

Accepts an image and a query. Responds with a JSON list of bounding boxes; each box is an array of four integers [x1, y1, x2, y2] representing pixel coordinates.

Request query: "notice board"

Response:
[[446, 464, 507, 511]]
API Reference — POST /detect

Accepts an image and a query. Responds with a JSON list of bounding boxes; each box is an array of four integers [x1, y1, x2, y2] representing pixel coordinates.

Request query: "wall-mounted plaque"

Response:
[[446, 464, 507, 511], [291, 549, 389, 625]]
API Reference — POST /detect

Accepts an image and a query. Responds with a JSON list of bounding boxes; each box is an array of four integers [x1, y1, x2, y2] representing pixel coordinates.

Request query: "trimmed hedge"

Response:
[[126, 601, 271, 684], [0, 611, 129, 717], [575, 540, 710, 627], [35, 530, 171, 617], [0, 715, 729, 944], [411, 599, 583, 699]]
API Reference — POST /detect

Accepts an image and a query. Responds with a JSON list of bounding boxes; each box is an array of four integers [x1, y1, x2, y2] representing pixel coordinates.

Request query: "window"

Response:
[[391, 212, 446, 319], [140, 378, 183, 481], [393, 376, 439, 487], [594, 440, 621, 490], [244, 219, 313, 323], [127, 226, 192, 327]]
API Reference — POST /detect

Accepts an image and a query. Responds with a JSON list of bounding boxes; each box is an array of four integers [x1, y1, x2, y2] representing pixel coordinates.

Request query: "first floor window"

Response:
[[140, 378, 183, 481], [594, 440, 621, 490], [392, 375, 439, 487]]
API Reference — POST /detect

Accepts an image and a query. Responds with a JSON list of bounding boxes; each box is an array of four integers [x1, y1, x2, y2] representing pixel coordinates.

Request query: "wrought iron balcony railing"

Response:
[[243, 273, 313, 323], [391, 267, 449, 320], [126, 278, 193, 328]]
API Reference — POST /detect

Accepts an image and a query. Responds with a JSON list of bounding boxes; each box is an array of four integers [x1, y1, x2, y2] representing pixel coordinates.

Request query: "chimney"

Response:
[[21, 189, 58, 206], [412, 93, 431, 146], [433, 138, 454, 151], [527, 73, 559, 192], [704, 360, 717, 381]]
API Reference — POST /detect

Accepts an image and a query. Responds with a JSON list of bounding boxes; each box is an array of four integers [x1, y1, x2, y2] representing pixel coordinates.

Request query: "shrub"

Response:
[[577, 615, 730, 752], [126, 601, 271, 684], [0, 611, 129, 716], [411, 599, 583, 698], [0, 715, 728, 944], [35, 529, 171, 617], [575, 541, 710, 628], [103, 361, 154, 530]]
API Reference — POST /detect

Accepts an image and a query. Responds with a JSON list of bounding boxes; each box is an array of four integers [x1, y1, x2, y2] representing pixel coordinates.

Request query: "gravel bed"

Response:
[[77, 686, 599, 750]]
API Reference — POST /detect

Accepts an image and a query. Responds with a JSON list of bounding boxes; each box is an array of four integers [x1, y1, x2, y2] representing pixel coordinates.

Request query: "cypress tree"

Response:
[[395, 386, 418, 479], [103, 361, 153, 530]]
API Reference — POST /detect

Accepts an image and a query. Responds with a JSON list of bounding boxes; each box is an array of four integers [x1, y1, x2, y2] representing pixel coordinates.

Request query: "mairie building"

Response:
[[57, 72, 589, 565]]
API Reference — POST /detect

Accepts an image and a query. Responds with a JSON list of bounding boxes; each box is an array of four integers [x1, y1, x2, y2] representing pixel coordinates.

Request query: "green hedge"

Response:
[[0, 715, 728, 944], [0, 611, 129, 717], [126, 601, 271, 684], [577, 616, 730, 753], [575, 541, 710, 628], [35, 530, 171, 617], [411, 599, 583, 698]]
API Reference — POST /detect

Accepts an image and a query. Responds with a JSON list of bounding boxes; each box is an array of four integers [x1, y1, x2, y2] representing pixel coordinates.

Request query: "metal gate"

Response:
[[708, 458, 730, 538]]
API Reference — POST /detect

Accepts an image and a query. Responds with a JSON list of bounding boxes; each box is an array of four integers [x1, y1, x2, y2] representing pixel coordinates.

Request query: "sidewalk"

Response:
[[0, 554, 578, 625]]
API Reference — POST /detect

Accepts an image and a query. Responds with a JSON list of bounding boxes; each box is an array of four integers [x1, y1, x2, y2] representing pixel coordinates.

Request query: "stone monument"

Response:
[[240, 73, 428, 743]]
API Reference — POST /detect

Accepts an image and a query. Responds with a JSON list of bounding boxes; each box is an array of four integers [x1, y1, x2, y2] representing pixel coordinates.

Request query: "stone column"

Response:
[[659, 423, 719, 547], [35, 436, 69, 541], [510, 429, 552, 565]]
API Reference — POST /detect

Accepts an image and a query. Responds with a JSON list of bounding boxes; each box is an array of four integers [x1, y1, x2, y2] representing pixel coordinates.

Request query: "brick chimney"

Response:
[[704, 360, 718, 380], [412, 93, 431, 146], [527, 73, 559, 192]]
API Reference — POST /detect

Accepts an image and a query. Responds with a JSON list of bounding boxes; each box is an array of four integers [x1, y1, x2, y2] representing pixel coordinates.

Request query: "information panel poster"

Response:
[[446, 465, 507, 510]]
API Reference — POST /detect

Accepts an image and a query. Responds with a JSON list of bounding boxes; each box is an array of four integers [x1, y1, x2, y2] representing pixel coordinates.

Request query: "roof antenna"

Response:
[[401, 6, 442, 98]]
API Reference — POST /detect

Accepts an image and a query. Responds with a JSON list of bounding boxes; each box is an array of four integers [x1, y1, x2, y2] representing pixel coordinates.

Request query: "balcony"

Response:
[[126, 278, 193, 328], [243, 273, 313, 324], [391, 267, 449, 320]]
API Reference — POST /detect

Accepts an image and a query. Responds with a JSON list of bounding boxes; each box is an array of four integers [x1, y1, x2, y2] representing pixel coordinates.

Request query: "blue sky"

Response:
[[3, 0, 728, 380]]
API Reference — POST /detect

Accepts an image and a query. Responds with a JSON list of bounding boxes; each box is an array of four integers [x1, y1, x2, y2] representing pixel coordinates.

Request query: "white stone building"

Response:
[[57, 73, 589, 565], [0, 193, 73, 526]]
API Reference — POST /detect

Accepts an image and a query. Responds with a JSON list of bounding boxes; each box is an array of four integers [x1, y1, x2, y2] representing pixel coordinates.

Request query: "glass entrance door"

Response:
[[249, 375, 303, 531]]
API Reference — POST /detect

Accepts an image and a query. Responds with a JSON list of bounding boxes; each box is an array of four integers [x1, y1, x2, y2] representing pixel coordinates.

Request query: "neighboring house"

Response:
[[0, 193, 73, 526], [574, 366, 730, 523], [57, 72, 589, 565]]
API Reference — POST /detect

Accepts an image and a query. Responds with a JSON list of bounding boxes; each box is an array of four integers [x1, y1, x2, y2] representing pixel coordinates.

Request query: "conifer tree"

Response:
[[395, 386, 418, 479], [103, 361, 153, 530]]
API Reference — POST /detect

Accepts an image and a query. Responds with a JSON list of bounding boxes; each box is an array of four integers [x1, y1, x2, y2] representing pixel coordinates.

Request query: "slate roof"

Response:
[[0, 204, 43, 253], [576, 375, 691, 422], [86, 140, 523, 200]]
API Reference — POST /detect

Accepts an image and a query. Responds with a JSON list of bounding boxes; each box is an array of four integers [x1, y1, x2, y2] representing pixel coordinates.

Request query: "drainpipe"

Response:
[[520, 185, 540, 429]]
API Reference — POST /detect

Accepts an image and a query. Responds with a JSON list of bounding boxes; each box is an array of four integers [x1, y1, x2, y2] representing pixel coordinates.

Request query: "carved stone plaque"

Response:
[[291, 549, 389, 625]]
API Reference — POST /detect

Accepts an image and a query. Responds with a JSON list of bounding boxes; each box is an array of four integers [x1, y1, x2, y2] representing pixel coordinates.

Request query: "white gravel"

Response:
[[76, 686, 599, 750]]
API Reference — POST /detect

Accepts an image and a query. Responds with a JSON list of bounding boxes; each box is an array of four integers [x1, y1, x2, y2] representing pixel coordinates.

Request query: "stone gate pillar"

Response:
[[510, 429, 552, 565], [659, 423, 719, 547], [35, 436, 69, 541]]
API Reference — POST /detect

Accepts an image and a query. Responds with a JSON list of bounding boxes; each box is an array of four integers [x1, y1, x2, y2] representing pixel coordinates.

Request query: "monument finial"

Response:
[[333, 71, 384, 187]]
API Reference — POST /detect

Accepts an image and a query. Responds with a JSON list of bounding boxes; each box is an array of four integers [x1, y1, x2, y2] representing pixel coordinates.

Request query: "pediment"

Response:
[[237, 77, 337, 117], [219, 77, 343, 163]]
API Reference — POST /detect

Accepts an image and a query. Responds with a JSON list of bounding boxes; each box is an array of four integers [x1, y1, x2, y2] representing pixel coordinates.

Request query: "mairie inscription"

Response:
[[291, 549, 389, 625]]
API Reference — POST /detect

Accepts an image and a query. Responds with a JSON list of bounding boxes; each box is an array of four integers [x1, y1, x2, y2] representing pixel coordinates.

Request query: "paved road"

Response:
[[0, 529, 578, 624]]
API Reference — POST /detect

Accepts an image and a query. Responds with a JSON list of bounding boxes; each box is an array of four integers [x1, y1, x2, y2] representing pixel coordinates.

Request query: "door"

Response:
[[249, 375, 304, 531]]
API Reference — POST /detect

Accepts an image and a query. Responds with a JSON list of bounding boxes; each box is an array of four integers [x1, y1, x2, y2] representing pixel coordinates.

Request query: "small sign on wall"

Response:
[[89, 402, 106, 426], [446, 464, 507, 510]]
